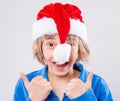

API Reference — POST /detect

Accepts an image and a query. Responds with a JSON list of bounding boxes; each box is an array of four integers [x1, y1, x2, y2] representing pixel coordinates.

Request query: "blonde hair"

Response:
[[32, 34, 90, 65]]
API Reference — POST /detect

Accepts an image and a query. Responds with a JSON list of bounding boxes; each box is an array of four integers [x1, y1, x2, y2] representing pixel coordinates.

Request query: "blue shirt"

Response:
[[13, 63, 113, 101]]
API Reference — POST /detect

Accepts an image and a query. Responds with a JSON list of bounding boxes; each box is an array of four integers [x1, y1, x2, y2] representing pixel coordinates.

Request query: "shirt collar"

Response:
[[40, 65, 49, 80], [74, 63, 89, 82]]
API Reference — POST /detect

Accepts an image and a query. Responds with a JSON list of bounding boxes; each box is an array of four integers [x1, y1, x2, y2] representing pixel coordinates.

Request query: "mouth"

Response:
[[53, 62, 69, 71]]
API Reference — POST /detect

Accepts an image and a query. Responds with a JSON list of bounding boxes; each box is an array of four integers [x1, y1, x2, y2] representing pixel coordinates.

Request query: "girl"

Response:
[[13, 3, 113, 101]]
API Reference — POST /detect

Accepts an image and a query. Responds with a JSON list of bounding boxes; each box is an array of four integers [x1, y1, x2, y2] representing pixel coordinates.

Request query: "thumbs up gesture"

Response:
[[20, 73, 52, 101], [66, 72, 93, 99]]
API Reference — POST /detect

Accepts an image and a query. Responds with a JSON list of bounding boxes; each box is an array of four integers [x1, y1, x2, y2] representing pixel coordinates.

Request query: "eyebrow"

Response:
[[43, 34, 57, 39], [67, 36, 78, 42]]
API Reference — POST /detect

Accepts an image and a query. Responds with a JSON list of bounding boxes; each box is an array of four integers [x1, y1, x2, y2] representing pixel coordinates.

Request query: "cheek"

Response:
[[70, 47, 78, 61], [43, 49, 53, 61]]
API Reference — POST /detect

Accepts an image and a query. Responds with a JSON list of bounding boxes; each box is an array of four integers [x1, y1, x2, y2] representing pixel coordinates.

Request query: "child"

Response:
[[13, 3, 113, 101]]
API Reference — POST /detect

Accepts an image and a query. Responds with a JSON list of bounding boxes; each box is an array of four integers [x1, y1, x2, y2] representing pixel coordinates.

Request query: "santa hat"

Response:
[[32, 3, 87, 64]]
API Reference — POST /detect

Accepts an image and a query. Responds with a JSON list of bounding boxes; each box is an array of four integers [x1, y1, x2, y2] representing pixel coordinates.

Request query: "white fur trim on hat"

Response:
[[32, 17, 87, 42]]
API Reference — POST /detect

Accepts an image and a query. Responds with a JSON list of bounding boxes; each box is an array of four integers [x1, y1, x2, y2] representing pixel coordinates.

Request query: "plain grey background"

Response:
[[0, 0, 120, 100]]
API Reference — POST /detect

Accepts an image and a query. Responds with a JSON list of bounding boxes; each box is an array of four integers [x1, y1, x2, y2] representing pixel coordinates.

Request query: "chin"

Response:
[[53, 70, 70, 77]]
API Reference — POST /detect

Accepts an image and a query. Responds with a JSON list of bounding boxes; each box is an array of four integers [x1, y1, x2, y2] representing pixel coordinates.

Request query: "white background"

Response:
[[0, 0, 120, 100]]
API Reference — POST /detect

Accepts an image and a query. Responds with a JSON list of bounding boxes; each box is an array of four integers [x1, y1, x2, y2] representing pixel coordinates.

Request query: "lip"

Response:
[[53, 62, 69, 71]]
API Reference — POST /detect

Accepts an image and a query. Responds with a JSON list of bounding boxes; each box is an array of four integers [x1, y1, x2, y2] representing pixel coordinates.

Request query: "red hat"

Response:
[[32, 3, 87, 43]]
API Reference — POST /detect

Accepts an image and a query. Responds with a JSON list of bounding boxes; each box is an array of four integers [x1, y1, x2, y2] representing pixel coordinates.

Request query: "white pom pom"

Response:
[[53, 43, 71, 64]]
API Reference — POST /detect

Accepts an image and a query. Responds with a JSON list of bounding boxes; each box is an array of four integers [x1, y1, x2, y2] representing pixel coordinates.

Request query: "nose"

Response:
[[53, 43, 71, 64]]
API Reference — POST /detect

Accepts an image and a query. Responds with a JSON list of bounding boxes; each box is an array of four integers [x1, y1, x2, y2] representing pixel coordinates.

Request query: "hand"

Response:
[[66, 72, 93, 99], [20, 72, 52, 101]]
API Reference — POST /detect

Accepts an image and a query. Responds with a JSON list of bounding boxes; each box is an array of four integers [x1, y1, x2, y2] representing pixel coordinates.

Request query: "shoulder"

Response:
[[13, 68, 44, 100], [92, 73, 109, 89], [91, 74, 113, 100], [75, 63, 109, 87], [26, 66, 48, 82], [14, 66, 47, 92], [75, 63, 113, 100], [16, 66, 47, 85], [15, 69, 41, 86], [92, 73, 111, 89], [26, 69, 42, 82]]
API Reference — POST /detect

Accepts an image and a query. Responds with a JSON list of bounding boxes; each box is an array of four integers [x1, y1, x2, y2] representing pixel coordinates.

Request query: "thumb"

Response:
[[86, 72, 93, 87], [20, 72, 30, 90]]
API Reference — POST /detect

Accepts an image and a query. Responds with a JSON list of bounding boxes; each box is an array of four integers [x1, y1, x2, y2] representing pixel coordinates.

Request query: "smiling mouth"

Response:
[[53, 62, 69, 70], [53, 62, 68, 65]]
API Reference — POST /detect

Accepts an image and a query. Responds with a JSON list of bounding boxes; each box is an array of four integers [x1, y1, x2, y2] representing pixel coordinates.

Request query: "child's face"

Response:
[[42, 34, 79, 76]]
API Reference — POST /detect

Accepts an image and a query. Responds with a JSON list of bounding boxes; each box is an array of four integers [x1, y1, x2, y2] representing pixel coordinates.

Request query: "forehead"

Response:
[[42, 34, 79, 41], [42, 34, 58, 40]]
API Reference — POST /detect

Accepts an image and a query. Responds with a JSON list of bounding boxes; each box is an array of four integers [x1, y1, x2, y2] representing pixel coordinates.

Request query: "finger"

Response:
[[66, 91, 72, 99], [46, 82, 53, 90], [86, 72, 93, 87], [70, 78, 78, 82], [40, 78, 47, 84], [70, 78, 83, 83], [31, 76, 43, 82], [46, 82, 51, 86], [42, 82, 52, 93], [20, 72, 30, 89], [65, 82, 72, 92]]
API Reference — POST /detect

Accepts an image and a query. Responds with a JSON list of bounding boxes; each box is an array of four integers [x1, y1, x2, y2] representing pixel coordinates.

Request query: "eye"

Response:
[[69, 43, 76, 46], [71, 44, 76, 46], [49, 43, 54, 47], [47, 42, 56, 49]]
